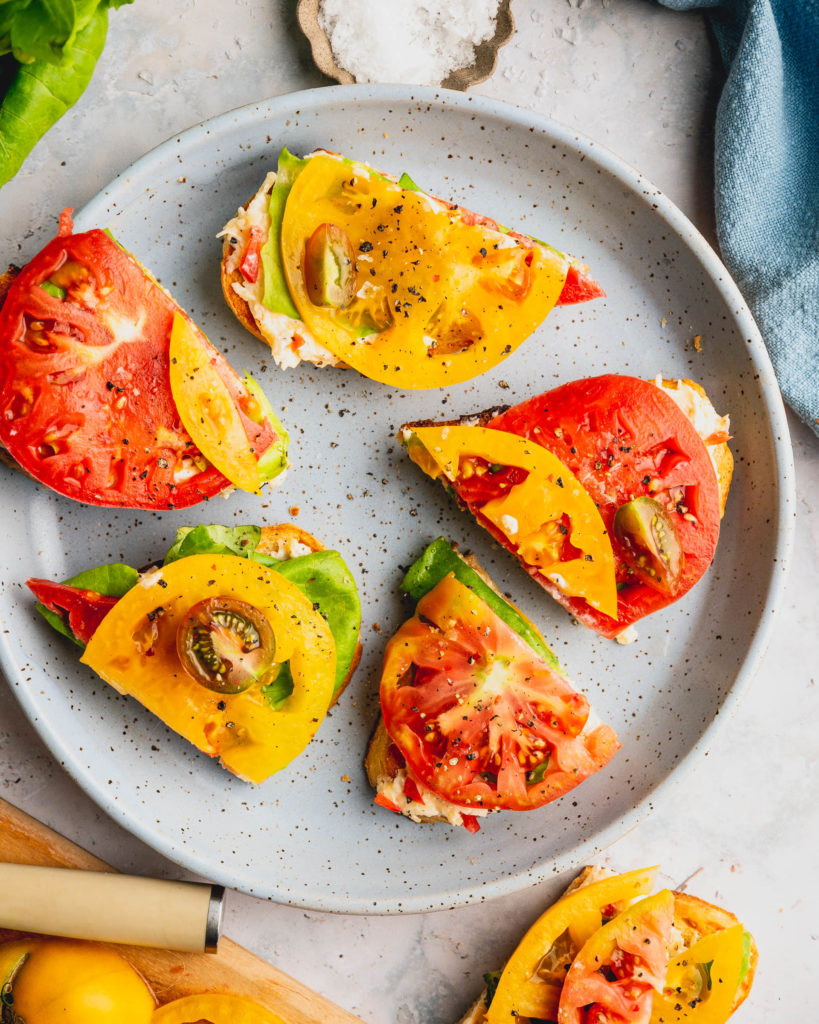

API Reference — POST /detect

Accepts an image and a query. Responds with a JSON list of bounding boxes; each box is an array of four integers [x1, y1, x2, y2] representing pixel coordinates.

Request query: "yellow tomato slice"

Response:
[[280, 155, 568, 389], [559, 890, 674, 1024], [0, 939, 155, 1024], [169, 312, 262, 494], [650, 925, 745, 1023], [81, 554, 336, 783], [486, 868, 657, 1024], [405, 425, 618, 618], [152, 993, 286, 1024]]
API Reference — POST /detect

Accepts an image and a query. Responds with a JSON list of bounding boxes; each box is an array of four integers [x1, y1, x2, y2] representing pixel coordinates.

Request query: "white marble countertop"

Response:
[[1, 1, 817, 1021]]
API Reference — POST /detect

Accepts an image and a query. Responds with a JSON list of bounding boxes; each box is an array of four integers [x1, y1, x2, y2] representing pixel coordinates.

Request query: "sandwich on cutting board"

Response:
[[457, 864, 757, 1024], [400, 374, 732, 641], [220, 147, 604, 389]]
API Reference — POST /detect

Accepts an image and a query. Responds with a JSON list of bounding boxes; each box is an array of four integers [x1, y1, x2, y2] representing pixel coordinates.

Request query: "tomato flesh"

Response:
[[488, 375, 722, 636], [559, 891, 673, 1024], [380, 574, 619, 812], [26, 579, 117, 645], [0, 217, 268, 508]]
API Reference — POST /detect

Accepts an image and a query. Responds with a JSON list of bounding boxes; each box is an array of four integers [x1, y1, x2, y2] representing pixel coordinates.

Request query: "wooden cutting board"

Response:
[[0, 796, 365, 1023]]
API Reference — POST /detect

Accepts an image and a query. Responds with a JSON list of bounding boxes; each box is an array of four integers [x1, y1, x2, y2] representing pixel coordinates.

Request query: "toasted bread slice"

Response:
[[400, 377, 731, 518], [365, 546, 617, 828], [365, 547, 533, 828], [0, 264, 20, 305], [454, 867, 757, 1023], [257, 523, 361, 705]]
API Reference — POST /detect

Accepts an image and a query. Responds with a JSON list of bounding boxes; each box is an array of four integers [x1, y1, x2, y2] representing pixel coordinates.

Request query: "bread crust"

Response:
[[220, 225, 266, 343], [0, 264, 20, 306], [257, 523, 361, 705], [671, 891, 758, 1012]]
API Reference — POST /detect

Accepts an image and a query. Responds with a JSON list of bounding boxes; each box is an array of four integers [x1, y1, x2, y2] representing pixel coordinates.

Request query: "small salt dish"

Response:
[[297, 0, 515, 91]]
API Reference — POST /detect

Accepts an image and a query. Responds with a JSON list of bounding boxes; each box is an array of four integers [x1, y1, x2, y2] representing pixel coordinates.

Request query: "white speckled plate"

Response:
[[0, 86, 794, 913]]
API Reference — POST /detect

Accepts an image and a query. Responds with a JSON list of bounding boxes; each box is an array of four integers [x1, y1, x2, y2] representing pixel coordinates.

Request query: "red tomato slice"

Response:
[[489, 375, 722, 636], [559, 890, 673, 1024], [239, 225, 265, 283], [26, 579, 116, 645], [557, 262, 606, 305], [380, 574, 619, 812], [0, 216, 268, 509]]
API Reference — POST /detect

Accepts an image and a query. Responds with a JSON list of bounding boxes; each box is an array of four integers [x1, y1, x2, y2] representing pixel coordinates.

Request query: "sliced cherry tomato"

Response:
[[0, 214, 279, 509], [176, 596, 276, 694], [380, 574, 619, 812], [26, 579, 117, 645], [488, 375, 722, 636], [303, 222, 356, 307], [559, 890, 674, 1024], [281, 155, 569, 389]]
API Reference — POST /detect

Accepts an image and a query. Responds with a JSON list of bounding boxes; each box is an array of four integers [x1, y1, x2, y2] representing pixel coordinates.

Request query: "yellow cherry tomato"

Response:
[[0, 939, 154, 1024], [151, 992, 286, 1023]]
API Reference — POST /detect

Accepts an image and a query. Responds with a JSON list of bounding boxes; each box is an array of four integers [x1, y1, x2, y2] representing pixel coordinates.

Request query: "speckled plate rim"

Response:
[[4, 85, 795, 913]]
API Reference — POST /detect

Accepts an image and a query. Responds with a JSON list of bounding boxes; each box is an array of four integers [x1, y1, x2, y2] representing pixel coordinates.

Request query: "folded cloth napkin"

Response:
[[659, 0, 819, 435]]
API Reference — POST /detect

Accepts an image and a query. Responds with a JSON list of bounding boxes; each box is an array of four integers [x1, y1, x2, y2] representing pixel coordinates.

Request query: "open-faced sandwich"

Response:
[[0, 210, 288, 509], [458, 864, 757, 1024], [365, 538, 620, 832], [27, 523, 361, 783], [400, 375, 732, 640], [219, 148, 604, 389]]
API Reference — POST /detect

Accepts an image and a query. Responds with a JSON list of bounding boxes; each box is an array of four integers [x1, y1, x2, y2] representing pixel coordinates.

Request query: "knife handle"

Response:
[[0, 863, 224, 952]]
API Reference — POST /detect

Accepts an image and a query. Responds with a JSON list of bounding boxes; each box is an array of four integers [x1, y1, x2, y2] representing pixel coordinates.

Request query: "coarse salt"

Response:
[[317, 0, 503, 87]]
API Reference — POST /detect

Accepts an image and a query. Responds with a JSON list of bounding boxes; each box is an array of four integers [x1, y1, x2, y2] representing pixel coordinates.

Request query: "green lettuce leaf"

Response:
[[272, 551, 361, 696], [260, 147, 309, 317], [260, 662, 294, 710], [0, 6, 108, 188], [163, 524, 263, 565], [401, 538, 560, 670], [397, 171, 422, 192]]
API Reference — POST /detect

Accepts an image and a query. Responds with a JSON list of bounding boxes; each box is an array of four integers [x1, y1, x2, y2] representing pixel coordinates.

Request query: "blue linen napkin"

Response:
[[659, 0, 819, 435]]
